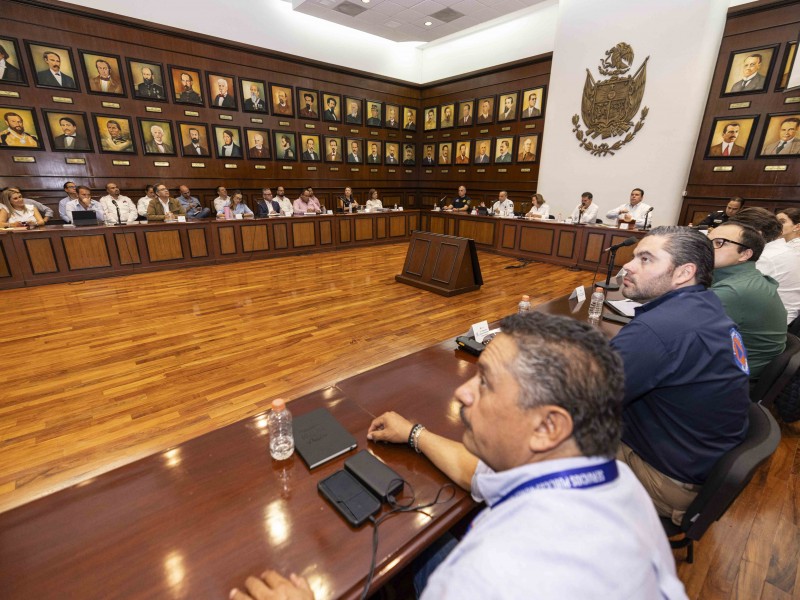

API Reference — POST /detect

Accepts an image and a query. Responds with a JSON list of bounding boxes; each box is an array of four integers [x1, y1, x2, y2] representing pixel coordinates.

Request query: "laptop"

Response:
[[71, 210, 99, 227]]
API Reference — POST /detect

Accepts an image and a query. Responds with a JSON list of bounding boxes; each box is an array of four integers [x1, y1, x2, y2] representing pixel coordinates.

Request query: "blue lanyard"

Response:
[[491, 460, 618, 510]]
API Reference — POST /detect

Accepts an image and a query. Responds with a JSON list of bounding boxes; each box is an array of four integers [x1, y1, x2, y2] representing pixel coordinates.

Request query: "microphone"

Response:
[[439, 196, 447, 204], [643, 206, 654, 230], [603, 237, 636, 253], [112, 198, 122, 226]]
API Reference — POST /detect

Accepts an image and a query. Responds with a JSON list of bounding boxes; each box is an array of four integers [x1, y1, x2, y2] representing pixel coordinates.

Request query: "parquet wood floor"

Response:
[[1, 242, 797, 599]]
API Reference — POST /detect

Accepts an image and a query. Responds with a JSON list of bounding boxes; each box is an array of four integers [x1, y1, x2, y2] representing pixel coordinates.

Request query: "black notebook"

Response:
[[293, 407, 358, 469]]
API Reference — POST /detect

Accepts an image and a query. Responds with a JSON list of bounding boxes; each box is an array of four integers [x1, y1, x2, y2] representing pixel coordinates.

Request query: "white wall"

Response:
[[536, 0, 730, 225]]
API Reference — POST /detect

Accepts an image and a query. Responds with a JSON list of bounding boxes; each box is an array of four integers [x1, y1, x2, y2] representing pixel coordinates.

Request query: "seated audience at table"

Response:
[[491, 191, 514, 216], [293, 187, 321, 214], [365, 188, 383, 211], [611, 226, 750, 526], [59, 181, 79, 222], [231, 312, 687, 600], [213, 185, 232, 217], [66, 185, 105, 224], [227, 191, 254, 218], [707, 222, 787, 378], [137, 184, 156, 218], [274, 186, 293, 216], [526, 193, 549, 219], [338, 186, 358, 212], [451, 185, 470, 212], [2, 187, 53, 224], [606, 188, 652, 228], [0, 187, 44, 227], [177, 185, 211, 219], [99, 182, 138, 224], [146, 183, 185, 221], [256, 188, 281, 217], [690, 196, 743, 229], [570, 192, 599, 224]]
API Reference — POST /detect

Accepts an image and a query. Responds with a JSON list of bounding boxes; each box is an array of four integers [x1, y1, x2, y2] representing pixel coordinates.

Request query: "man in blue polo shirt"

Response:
[[612, 226, 751, 526]]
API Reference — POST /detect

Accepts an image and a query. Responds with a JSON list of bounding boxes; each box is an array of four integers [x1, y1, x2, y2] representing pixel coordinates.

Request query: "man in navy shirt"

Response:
[[611, 226, 751, 525]]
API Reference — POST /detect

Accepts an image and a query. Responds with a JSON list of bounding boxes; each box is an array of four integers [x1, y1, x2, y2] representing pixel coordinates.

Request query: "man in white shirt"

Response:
[[99, 182, 137, 224], [230, 313, 687, 600], [137, 184, 156, 218], [213, 185, 231, 217], [66, 186, 105, 223], [606, 188, 652, 228], [570, 191, 600, 224], [491, 191, 514, 216], [58, 180, 79, 222], [273, 186, 293, 216]]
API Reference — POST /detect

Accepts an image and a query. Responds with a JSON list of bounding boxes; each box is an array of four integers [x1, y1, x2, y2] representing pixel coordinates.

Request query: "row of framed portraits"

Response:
[[422, 87, 546, 131], [704, 111, 800, 159], [0, 104, 541, 165], [720, 40, 797, 96]]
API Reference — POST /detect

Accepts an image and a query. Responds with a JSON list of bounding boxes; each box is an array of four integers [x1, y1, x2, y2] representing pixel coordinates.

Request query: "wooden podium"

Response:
[[395, 231, 483, 296]]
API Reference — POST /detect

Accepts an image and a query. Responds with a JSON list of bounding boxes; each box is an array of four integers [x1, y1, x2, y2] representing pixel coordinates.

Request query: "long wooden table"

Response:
[[0, 338, 478, 599]]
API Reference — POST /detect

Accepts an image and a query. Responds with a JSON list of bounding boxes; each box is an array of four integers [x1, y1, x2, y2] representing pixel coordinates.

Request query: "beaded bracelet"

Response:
[[409, 423, 426, 453], [408, 423, 422, 449]]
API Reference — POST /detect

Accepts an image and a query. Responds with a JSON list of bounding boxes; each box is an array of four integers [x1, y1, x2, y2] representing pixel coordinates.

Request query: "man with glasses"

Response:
[[708, 222, 787, 380], [611, 226, 751, 526]]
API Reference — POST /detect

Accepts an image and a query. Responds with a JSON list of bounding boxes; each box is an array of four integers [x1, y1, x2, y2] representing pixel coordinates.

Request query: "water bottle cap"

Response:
[[272, 398, 286, 411], [594, 287, 603, 293], [521, 295, 530, 301]]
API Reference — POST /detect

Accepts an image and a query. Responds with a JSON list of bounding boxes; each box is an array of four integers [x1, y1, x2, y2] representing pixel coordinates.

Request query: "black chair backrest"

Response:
[[548, 214, 555, 220], [751, 333, 800, 407], [595, 218, 603, 224], [681, 403, 780, 540], [789, 315, 800, 336]]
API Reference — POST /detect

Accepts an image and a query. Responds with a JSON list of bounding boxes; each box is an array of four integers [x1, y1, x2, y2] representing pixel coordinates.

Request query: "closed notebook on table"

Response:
[[293, 407, 358, 469]]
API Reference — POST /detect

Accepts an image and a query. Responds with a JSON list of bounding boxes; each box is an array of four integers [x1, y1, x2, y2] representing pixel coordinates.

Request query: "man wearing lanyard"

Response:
[[230, 312, 687, 600]]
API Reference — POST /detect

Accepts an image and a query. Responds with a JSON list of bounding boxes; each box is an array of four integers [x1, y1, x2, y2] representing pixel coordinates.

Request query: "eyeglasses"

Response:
[[711, 237, 750, 251]]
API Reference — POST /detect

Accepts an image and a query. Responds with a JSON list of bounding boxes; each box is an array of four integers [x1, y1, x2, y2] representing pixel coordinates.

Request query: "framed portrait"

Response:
[[212, 125, 244, 159], [437, 141, 452, 166], [0, 37, 27, 85], [366, 140, 382, 164], [385, 142, 400, 165], [177, 122, 211, 157], [80, 51, 126, 96], [0, 106, 43, 149], [704, 115, 758, 159], [403, 106, 417, 131], [457, 100, 474, 127], [127, 59, 166, 102], [300, 133, 322, 162], [346, 138, 362, 163], [297, 89, 320, 120], [473, 137, 492, 164], [757, 112, 800, 157], [722, 45, 778, 96], [169, 66, 203, 105], [517, 134, 539, 163], [138, 118, 176, 156], [344, 97, 362, 125], [322, 93, 342, 123], [240, 78, 268, 113], [42, 109, 93, 152], [421, 143, 436, 165], [366, 100, 383, 127], [776, 42, 797, 91], [439, 103, 455, 129], [274, 131, 297, 161], [494, 136, 514, 163], [26, 42, 79, 91], [453, 140, 471, 164], [385, 104, 400, 129], [270, 84, 294, 117], [520, 86, 545, 120], [401, 143, 415, 165], [207, 72, 237, 110], [476, 96, 495, 125], [324, 135, 343, 162], [92, 113, 136, 154], [497, 91, 518, 122], [423, 106, 437, 131], [245, 128, 271, 160]]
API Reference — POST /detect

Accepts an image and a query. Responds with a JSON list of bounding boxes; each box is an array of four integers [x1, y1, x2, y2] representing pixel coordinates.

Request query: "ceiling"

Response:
[[291, 0, 549, 44]]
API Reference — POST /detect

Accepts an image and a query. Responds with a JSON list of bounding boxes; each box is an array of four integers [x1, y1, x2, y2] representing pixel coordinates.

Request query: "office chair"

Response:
[[661, 403, 780, 564], [789, 315, 799, 336], [750, 334, 800, 411]]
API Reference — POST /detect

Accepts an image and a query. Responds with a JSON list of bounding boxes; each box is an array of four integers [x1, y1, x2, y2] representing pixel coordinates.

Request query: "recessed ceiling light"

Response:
[[424, 21, 432, 26], [361, 0, 370, 3]]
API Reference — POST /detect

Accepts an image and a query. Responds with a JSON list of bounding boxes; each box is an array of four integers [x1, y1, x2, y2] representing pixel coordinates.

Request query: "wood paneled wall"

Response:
[[0, 0, 552, 217], [680, 0, 800, 224]]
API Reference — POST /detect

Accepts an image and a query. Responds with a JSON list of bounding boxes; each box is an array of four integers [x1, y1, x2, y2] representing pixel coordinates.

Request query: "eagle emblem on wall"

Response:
[[572, 43, 650, 156]]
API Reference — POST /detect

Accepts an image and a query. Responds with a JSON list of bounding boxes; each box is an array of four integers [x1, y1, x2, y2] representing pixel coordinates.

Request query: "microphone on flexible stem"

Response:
[[519, 202, 529, 217], [642, 206, 654, 230], [112, 199, 122, 226], [595, 237, 637, 290]]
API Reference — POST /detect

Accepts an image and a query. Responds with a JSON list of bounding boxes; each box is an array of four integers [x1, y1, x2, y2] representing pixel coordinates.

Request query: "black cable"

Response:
[[359, 481, 457, 600]]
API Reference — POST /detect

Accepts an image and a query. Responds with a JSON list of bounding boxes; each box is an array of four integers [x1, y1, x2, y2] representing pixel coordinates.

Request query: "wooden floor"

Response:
[[1, 243, 797, 599]]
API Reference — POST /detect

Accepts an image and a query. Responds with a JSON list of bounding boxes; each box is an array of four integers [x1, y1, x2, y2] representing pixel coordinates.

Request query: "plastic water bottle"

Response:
[[518, 294, 531, 314], [268, 398, 294, 460], [588, 287, 605, 321]]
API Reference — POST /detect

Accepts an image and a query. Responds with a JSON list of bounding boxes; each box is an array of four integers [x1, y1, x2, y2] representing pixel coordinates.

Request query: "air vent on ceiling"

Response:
[[428, 7, 463, 23], [334, 1, 368, 17]]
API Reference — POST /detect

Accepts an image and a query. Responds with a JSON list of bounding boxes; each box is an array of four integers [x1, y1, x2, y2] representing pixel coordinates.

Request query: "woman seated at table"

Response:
[[526, 193, 549, 219], [365, 188, 383, 211], [0, 188, 44, 228], [219, 191, 253, 219], [338, 187, 359, 212]]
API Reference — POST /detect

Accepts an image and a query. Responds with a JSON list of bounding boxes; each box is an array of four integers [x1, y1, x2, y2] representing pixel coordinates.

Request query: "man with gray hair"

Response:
[[612, 226, 751, 526], [230, 312, 688, 600]]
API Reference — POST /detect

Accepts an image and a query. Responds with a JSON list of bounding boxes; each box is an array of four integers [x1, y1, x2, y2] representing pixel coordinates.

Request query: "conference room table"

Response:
[[0, 290, 625, 598]]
